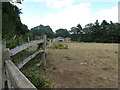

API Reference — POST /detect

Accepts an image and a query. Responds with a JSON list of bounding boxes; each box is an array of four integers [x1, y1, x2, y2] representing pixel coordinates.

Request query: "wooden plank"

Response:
[[36, 35, 47, 67], [5, 60, 37, 89], [9, 39, 44, 56], [0, 2, 1, 89], [0, 41, 2, 90], [6, 69, 13, 89], [42, 35, 47, 67], [1, 41, 10, 89], [18, 49, 44, 69], [2, 48, 10, 89]]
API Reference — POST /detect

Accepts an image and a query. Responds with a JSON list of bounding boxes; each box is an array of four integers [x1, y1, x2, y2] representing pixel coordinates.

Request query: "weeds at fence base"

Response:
[[12, 46, 55, 88], [22, 67, 55, 88]]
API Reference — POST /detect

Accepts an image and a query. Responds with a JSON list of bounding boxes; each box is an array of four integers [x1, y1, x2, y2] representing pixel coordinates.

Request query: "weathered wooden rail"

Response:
[[1, 35, 47, 89], [9, 39, 44, 56], [18, 49, 44, 69]]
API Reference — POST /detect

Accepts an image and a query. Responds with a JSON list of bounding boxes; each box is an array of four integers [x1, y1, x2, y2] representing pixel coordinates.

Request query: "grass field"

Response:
[[45, 43, 118, 88]]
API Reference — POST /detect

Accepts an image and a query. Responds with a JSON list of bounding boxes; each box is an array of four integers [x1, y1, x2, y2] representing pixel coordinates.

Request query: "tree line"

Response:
[[30, 20, 120, 43], [2, 2, 120, 48]]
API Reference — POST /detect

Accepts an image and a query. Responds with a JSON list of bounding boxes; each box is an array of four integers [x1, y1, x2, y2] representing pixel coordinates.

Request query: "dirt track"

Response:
[[45, 43, 118, 88]]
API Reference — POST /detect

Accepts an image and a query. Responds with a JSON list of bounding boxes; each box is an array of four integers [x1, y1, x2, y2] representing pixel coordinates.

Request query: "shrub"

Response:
[[49, 42, 68, 49]]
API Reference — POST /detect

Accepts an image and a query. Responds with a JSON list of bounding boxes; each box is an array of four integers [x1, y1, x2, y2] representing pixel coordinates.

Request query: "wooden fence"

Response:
[[0, 35, 47, 89]]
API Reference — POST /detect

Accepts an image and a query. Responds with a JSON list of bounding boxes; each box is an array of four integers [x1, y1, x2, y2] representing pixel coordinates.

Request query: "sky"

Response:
[[16, 0, 119, 31]]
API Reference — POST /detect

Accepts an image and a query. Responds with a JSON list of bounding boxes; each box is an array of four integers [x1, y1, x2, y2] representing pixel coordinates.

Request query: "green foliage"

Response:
[[49, 42, 68, 49], [30, 25, 54, 39], [70, 24, 82, 41], [23, 68, 42, 87], [22, 68, 55, 88], [6, 37, 27, 49], [55, 28, 70, 38], [2, 2, 29, 48], [81, 20, 120, 43], [5, 10, 119, 46]]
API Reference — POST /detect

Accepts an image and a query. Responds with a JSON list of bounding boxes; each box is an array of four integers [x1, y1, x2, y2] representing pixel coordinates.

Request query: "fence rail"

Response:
[[9, 39, 44, 56], [18, 49, 44, 69], [1, 35, 47, 89], [5, 60, 37, 89]]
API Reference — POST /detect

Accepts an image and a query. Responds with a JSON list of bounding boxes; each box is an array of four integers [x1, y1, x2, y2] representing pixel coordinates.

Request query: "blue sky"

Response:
[[16, 0, 119, 31]]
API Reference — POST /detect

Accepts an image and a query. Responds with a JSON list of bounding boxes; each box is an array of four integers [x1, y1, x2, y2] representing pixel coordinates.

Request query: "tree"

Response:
[[108, 23, 120, 43], [79, 20, 120, 43], [55, 28, 70, 38], [2, 1, 29, 48], [69, 24, 82, 41], [2, 2, 29, 39], [78, 23, 93, 42], [100, 20, 110, 42], [30, 24, 54, 39]]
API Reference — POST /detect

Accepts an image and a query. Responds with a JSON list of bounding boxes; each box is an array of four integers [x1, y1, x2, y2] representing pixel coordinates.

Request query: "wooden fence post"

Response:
[[42, 35, 47, 67], [1, 41, 10, 89], [28, 37, 30, 42], [1, 41, 7, 89], [2, 41, 11, 89], [0, 41, 2, 90], [4, 49, 13, 89]]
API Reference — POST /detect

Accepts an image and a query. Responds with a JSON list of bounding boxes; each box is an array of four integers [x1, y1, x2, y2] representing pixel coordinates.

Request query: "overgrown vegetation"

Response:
[[20, 52, 55, 88], [11, 49, 36, 66], [22, 68, 55, 88], [12, 46, 55, 88]]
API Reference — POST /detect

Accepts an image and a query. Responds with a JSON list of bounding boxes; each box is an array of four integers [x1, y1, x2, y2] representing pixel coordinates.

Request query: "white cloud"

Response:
[[20, 15, 39, 29], [95, 6, 118, 23], [20, 2, 118, 31], [39, 3, 93, 30], [32, 0, 74, 9], [21, 3, 93, 30], [31, 0, 119, 3], [12, 2, 23, 9]]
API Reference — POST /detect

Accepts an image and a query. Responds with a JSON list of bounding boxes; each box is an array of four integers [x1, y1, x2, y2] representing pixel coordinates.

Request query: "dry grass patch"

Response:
[[45, 43, 118, 88]]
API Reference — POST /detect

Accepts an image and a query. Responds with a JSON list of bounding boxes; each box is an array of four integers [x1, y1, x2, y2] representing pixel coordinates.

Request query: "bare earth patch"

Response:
[[45, 43, 118, 88]]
